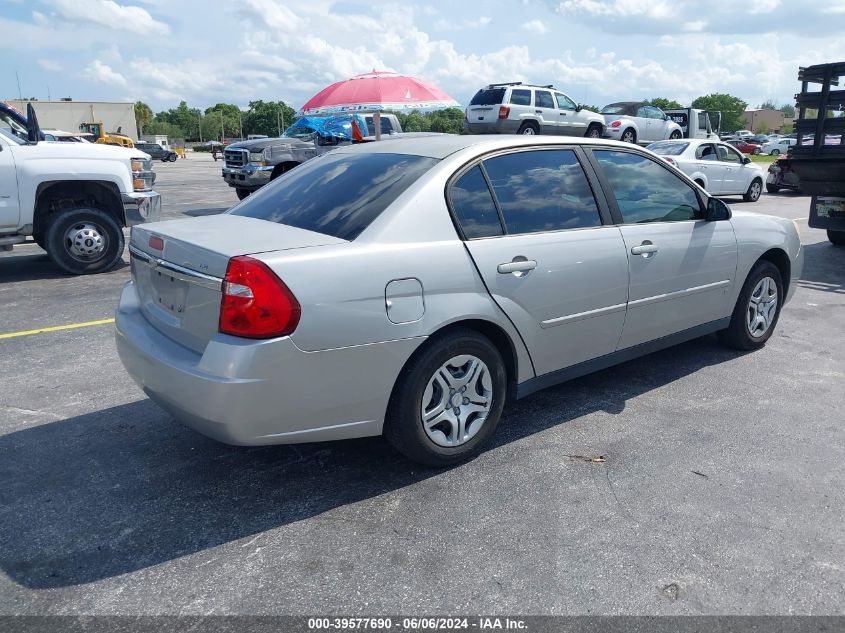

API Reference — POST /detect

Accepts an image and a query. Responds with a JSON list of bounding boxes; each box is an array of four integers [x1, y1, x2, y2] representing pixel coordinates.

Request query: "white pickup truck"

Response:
[[0, 104, 161, 274]]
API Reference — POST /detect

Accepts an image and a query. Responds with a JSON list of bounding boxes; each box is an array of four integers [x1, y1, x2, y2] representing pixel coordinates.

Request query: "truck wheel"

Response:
[[766, 184, 781, 193], [384, 328, 507, 467], [828, 230, 845, 246], [743, 178, 763, 202], [168, 153, 177, 162], [718, 260, 783, 351], [235, 188, 251, 201], [585, 124, 602, 138], [516, 121, 539, 135], [45, 208, 124, 275]]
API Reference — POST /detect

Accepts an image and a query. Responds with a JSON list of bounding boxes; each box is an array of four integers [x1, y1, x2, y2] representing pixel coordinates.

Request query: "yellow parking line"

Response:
[[0, 318, 115, 340]]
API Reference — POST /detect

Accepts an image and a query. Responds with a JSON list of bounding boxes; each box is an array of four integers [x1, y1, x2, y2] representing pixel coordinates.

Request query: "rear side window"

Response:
[[230, 152, 438, 240], [592, 150, 701, 223], [482, 149, 602, 234], [535, 91, 555, 109], [470, 89, 506, 106], [450, 166, 503, 239], [509, 89, 532, 106]]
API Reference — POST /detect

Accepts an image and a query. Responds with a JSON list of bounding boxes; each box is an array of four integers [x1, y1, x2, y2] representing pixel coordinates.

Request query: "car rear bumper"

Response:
[[464, 120, 521, 134], [115, 282, 423, 445], [122, 191, 161, 226]]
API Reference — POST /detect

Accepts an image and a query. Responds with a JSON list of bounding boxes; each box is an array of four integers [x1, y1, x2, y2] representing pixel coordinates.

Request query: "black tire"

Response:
[[168, 153, 177, 162], [753, 147, 761, 155], [669, 130, 682, 140], [384, 328, 507, 467], [44, 208, 124, 275], [516, 121, 539, 136], [621, 128, 636, 144], [718, 261, 783, 351], [585, 124, 602, 139], [828, 230, 845, 246], [771, 148, 780, 156], [235, 188, 251, 201], [743, 178, 763, 202], [766, 184, 781, 193]]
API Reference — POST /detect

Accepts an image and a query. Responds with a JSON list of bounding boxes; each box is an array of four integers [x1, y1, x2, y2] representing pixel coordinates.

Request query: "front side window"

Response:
[[510, 89, 532, 106], [0, 112, 28, 143], [482, 149, 602, 235], [592, 150, 702, 224], [555, 93, 577, 111], [230, 152, 438, 240], [535, 91, 555, 109], [449, 166, 503, 239], [717, 144, 742, 163]]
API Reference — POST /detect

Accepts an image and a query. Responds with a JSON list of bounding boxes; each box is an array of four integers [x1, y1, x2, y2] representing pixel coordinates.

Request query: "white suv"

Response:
[[464, 82, 605, 137]]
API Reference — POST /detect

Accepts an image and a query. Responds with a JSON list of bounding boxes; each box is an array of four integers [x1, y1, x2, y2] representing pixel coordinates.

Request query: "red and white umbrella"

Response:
[[298, 71, 459, 115]]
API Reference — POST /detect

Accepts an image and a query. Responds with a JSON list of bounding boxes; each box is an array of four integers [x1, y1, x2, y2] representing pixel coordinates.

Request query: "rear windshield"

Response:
[[646, 141, 689, 156], [229, 152, 439, 240], [470, 88, 506, 106]]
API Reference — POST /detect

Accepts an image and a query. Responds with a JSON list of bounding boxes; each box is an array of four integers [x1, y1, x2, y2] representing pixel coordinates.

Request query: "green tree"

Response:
[[758, 99, 779, 110], [645, 97, 683, 110], [244, 100, 297, 137], [691, 93, 748, 132], [204, 103, 244, 139], [134, 101, 153, 137], [780, 103, 795, 118]]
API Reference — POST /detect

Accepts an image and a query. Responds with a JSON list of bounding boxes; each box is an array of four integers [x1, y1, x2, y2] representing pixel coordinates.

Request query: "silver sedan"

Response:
[[116, 135, 803, 466]]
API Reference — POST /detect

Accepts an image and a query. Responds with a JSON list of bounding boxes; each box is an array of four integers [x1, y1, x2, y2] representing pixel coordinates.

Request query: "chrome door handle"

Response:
[[497, 259, 537, 274], [631, 243, 659, 256]]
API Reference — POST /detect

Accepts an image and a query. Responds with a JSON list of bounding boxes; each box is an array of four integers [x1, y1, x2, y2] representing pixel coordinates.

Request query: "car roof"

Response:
[[333, 134, 632, 159], [604, 101, 646, 108]]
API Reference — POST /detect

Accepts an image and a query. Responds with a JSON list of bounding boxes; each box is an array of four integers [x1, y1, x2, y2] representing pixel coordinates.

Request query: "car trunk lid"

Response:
[[129, 215, 345, 353]]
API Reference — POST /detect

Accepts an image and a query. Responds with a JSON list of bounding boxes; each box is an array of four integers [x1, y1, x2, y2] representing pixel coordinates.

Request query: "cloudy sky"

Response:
[[2, 0, 845, 113]]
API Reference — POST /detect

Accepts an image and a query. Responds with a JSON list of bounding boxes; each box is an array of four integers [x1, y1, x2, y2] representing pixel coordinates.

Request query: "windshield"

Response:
[[282, 125, 316, 140], [646, 141, 689, 156], [0, 112, 28, 143], [229, 152, 439, 240], [600, 104, 626, 115]]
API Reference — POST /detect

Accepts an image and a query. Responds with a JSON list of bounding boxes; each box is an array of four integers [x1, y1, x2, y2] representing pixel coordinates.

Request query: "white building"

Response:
[[8, 100, 138, 141]]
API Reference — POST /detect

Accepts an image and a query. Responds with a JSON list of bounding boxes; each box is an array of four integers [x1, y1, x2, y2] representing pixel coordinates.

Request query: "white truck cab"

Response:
[[0, 105, 161, 274], [664, 108, 722, 140]]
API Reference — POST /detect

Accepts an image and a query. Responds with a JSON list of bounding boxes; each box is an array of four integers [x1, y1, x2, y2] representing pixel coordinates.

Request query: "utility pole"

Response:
[[15, 71, 23, 101], [220, 110, 224, 142], [277, 108, 281, 137], [198, 113, 203, 143], [238, 110, 243, 140]]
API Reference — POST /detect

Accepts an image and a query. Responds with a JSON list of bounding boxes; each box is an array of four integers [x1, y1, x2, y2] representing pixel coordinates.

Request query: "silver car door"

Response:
[[694, 143, 725, 194], [589, 148, 738, 349], [452, 149, 629, 376], [533, 90, 559, 134], [554, 92, 582, 136], [635, 105, 654, 141], [716, 143, 744, 193]]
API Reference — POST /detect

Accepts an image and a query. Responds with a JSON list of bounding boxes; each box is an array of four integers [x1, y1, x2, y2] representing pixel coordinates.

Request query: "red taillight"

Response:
[[662, 156, 677, 166], [498, 106, 510, 119], [610, 120, 622, 128], [149, 235, 164, 251], [219, 256, 301, 339]]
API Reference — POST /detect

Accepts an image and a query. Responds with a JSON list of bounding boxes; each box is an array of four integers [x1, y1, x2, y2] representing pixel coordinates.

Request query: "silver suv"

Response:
[[464, 82, 605, 137]]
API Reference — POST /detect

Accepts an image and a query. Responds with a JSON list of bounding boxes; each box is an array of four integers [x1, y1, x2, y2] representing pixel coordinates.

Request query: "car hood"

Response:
[[225, 138, 313, 151], [21, 141, 147, 160]]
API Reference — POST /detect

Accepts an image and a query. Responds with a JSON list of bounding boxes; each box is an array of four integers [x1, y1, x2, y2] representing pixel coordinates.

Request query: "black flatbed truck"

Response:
[[781, 62, 845, 245]]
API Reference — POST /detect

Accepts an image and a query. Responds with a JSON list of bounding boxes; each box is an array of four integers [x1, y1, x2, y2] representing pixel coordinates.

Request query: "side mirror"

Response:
[[742, 156, 751, 165], [706, 197, 731, 221], [26, 103, 43, 143], [575, 104, 582, 112]]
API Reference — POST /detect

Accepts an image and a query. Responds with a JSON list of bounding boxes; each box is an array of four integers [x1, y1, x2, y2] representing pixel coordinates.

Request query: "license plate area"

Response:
[[151, 269, 189, 315]]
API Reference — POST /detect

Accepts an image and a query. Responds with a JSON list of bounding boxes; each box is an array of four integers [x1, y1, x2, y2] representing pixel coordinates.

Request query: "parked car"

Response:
[[728, 139, 762, 154], [766, 154, 801, 193], [734, 130, 754, 140], [761, 138, 797, 155], [464, 82, 605, 137], [599, 102, 683, 144], [136, 141, 178, 162], [116, 135, 802, 466], [647, 139, 766, 201], [750, 134, 770, 144]]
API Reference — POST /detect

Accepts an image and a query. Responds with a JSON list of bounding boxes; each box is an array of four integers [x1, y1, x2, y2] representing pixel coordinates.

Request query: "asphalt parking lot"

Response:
[[0, 153, 843, 615]]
